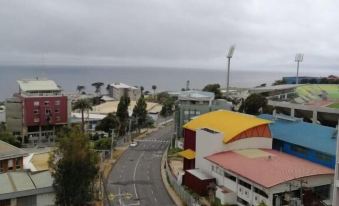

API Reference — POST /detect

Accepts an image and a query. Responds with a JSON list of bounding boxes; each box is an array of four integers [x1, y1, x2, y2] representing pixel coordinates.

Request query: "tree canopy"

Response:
[[132, 95, 148, 130], [116, 93, 130, 136], [0, 129, 21, 147], [95, 113, 119, 134], [49, 127, 99, 206], [91, 82, 104, 96], [239, 93, 267, 115], [202, 83, 222, 99]]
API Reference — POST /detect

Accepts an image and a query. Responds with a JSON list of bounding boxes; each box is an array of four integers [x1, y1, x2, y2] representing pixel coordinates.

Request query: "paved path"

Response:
[[106, 124, 175, 206]]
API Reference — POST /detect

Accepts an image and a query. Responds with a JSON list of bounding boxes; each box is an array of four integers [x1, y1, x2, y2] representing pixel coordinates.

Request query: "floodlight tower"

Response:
[[295, 53, 304, 85], [226, 45, 235, 96]]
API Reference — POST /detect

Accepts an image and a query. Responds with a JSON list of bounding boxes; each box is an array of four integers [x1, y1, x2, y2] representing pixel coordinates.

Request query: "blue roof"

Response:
[[258, 114, 337, 156]]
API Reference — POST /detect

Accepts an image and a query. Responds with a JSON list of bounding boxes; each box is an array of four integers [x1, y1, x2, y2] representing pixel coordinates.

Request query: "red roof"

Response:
[[205, 149, 334, 188]]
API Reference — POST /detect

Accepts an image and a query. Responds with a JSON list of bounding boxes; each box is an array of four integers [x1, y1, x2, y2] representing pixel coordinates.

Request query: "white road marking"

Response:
[[133, 151, 145, 200]]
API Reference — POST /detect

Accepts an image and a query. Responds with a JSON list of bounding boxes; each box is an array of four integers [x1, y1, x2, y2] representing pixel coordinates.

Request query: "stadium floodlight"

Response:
[[226, 45, 236, 96], [295, 53, 304, 85]]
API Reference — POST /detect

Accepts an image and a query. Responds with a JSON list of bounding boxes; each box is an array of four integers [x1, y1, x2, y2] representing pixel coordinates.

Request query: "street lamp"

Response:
[[295, 53, 304, 85], [226, 45, 235, 96]]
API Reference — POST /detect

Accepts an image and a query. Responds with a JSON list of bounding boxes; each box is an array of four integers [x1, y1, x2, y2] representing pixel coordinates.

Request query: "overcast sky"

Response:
[[0, 0, 338, 73]]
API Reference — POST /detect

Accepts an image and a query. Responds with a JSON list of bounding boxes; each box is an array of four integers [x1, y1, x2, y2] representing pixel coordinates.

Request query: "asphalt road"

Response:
[[106, 124, 175, 206]]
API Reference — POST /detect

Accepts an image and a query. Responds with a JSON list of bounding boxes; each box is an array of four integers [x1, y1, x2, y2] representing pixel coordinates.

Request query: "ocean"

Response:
[[0, 65, 308, 101]]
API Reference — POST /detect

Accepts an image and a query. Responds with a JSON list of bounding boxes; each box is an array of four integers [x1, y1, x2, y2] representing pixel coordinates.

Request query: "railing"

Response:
[[164, 149, 200, 206]]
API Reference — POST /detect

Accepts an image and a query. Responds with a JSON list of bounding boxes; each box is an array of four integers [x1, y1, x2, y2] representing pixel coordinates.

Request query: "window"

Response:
[[0, 161, 3, 173], [291, 145, 308, 155], [8, 160, 13, 171], [34, 117, 40, 123], [33, 109, 39, 114], [316, 152, 332, 162], [15, 158, 21, 169], [55, 100, 60, 105], [211, 165, 215, 172], [237, 197, 250, 206], [184, 111, 189, 115], [33, 101, 39, 106], [254, 187, 268, 198], [196, 111, 201, 115], [239, 179, 251, 189], [55, 108, 60, 113], [224, 171, 236, 182], [45, 109, 51, 115], [44, 101, 49, 106], [56, 116, 61, 122], [0, 199, 10, 206]]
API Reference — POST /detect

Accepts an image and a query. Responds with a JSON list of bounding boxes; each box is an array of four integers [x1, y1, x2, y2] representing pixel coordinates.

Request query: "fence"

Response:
[[164, 150, 200, 206]]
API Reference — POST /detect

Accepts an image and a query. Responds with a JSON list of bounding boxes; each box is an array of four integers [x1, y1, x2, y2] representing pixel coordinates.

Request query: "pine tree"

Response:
[[132, 94, 147, 131], [49, 127, 99, 206], [116, 92, 130, 136]]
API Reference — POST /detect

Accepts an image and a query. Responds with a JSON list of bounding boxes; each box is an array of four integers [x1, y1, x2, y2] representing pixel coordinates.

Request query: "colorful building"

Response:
[[6, 79, 69, 145], [259, 114, 337, 169], [179, 110, 334, 206]]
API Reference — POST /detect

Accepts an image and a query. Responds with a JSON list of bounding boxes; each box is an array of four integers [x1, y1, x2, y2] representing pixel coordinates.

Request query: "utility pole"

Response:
[[226, 45, 235, 96], [295, 53, 304, 85], [110, 129, 115, 159]]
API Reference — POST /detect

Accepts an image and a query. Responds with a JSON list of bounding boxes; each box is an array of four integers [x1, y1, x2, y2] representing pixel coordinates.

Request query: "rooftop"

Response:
[[186, 169, 214, 180], [0, 171, 53, 198], [91, 101, 162, 115], [17, 79, 61, 92], [183, 110, 271, 143], [258, 114, 337, 156], [205, 149, 334, 188], [178, 90, 215, 101], [110, 82, 138, 89], [0, 140, 28, 160]]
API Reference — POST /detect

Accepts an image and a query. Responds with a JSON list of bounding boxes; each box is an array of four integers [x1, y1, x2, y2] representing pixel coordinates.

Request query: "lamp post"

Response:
[[295, 53, 304, 85], [226, 45, 235, 96]]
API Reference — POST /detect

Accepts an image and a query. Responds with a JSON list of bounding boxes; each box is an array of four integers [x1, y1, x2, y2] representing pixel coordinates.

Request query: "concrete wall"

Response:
[[5, 98, 23, 134], [37, 193, 55, 206], [195, 129, 272, 174]]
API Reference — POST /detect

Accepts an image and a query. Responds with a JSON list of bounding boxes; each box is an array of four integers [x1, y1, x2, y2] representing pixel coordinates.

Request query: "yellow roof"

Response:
[[183, 110, 271, 143], [178, 149, 196, 160]]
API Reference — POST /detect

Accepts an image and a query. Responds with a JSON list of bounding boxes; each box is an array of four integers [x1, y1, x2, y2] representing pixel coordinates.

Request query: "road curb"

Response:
[[160, 148, 185, 206]]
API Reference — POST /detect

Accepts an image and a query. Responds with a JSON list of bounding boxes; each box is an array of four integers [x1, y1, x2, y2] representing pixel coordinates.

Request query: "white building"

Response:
[[108, 83, 141, 101], [179, 110, 334, 206], [0, 105, 5, 123]]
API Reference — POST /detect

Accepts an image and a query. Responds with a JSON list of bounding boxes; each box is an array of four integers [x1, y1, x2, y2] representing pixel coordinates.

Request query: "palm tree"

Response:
[[72, 99, 93, 132], [152, 85, 157, 101], [91, 82, 104, 96], [76, 85, 85, 94]]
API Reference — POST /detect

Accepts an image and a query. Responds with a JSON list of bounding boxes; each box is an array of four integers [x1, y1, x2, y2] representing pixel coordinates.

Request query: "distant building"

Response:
[[0, 106, 5, 123], [6, 79, 69, 146], [282, 76, 322, 84], [0, 140, 27, 173], [174, 90, 232, 137], [108, 83, 141, 101], [178, 110, 334, 206], [259, 114, 337, 169]]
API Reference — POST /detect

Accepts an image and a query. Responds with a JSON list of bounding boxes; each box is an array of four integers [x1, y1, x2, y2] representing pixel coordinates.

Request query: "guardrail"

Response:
[[164, 148, 200, 206]]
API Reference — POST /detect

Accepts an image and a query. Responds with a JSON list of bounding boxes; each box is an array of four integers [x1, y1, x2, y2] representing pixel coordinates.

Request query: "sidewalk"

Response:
[[160, 149, 185, 206]]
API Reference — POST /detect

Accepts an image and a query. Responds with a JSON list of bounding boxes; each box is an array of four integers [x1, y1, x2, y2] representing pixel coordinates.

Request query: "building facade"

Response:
[[108, 82, 141, 101], [6, 79, 69, 145], [174, 90, 232, 137], [178, 110, 334, 206]]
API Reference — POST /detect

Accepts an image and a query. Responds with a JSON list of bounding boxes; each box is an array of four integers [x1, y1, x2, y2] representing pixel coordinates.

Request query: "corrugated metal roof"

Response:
[[0, 171, 53, 195], [206, 149, 334, 188], [0, 140, 28, 160], [184, 110, 271, 143], [17, 79, 60, 92], [258, 114, 337, 155]]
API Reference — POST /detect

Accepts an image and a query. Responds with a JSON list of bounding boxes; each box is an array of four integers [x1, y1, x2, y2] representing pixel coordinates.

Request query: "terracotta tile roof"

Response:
[[205, 149, 334, 188]]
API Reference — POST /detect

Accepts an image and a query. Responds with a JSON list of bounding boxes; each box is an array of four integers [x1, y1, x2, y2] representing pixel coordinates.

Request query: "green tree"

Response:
[[116, 93, 130, 136], [91, 82, 104, 96], [239, 93, 267, 115], [132, 95, 147, 131], [94, 138, 112, 150], [49, 127, 99, 206], [157, 92, 171, 104], [202, 84, 222, 99], [152, 85, 157, 100], [160, 98, 175, 117], [76, 85, 85, 94], [72, 99, 93, 132], [272, 79, 286, 86], [0, 130, 21, 147], [95, 113, 118, 134]]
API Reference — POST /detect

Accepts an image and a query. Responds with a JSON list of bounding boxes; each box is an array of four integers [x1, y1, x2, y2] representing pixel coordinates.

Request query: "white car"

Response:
[[129, 141, 138, 147]]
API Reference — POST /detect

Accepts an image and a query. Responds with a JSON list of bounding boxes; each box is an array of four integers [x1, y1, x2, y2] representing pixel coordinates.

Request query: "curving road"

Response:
[[106, 124, 175, 206]]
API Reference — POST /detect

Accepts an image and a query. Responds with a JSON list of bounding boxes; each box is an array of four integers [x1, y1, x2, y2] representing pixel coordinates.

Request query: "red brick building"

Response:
[[6, 79, 69, 145]]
